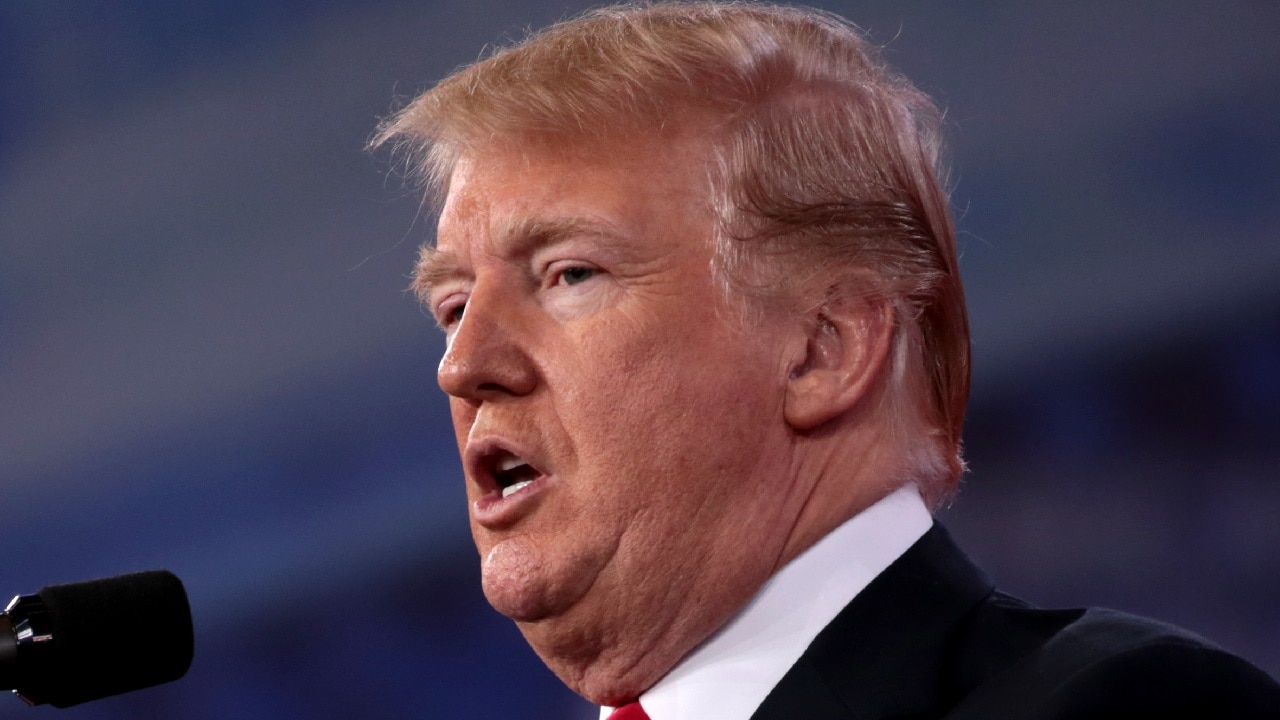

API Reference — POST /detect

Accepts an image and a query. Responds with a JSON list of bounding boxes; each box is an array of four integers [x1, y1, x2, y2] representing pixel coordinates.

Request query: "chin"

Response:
[[480, 537, 593, 622], [481, 568, 558, 622]]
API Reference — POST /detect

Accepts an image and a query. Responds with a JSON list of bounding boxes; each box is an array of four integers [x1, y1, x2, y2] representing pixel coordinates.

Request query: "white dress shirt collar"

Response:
[[599, 484, 933, 720]]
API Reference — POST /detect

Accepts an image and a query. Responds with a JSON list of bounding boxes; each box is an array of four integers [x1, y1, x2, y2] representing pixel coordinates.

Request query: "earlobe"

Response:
[[784, 298, 894, 431]]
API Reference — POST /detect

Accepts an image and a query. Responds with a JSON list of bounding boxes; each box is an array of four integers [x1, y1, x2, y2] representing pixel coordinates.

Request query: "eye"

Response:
[[436, 298, 466, 328], [556, 266, 598, 287]]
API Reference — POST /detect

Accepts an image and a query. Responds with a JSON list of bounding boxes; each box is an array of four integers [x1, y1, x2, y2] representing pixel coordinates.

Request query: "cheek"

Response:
[[561, 321, 780, 481]]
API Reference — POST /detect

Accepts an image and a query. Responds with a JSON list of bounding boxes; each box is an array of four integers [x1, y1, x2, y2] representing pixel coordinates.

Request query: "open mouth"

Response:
[[493, 454, 540, 499]]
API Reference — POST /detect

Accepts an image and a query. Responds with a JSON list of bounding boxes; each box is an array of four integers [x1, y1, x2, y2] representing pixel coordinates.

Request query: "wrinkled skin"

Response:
[[422, 130, 808, 702], [421, 130, 890, 704]]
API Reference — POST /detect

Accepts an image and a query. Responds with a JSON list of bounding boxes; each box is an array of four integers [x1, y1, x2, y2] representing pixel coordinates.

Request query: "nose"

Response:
[[437, 286, 537, 401]]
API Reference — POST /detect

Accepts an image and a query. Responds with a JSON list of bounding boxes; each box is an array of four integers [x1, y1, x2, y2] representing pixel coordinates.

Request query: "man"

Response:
[[373, 3, 1280, 718]]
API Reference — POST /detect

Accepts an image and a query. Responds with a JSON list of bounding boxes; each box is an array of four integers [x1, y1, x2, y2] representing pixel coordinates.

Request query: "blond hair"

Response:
[[373, 2, 970, 504]]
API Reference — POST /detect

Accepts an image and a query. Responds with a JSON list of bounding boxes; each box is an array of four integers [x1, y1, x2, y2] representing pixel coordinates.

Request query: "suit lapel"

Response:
[[751, 524, 994, 720]]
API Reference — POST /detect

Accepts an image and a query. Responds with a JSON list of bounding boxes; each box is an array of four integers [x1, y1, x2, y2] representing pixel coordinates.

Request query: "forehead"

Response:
[[435, 130, 715, 254]]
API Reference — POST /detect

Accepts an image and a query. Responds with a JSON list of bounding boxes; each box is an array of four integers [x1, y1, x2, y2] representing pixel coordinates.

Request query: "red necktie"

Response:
[[608, 701, 651, 720]]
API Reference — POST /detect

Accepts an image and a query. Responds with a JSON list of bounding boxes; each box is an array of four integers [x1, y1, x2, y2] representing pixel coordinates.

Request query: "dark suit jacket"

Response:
[[751, 524, 1280, 719]]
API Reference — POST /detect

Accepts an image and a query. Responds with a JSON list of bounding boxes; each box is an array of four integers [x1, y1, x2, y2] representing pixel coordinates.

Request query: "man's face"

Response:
[[423, 132, 803, 695]]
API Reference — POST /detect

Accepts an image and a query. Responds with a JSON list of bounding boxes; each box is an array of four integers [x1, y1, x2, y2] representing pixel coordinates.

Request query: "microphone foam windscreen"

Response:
[[27, 570, 194, 708]]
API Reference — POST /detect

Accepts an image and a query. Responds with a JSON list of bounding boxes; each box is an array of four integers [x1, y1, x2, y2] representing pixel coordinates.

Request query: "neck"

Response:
[[773, 418, 908, 573]]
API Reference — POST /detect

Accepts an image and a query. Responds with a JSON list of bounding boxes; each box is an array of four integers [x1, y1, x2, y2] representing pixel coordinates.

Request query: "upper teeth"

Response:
[[497, 456, 527, 473]]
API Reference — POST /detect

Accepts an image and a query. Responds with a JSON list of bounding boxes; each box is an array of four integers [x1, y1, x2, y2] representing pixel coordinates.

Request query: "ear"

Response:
[[784, 295, 895, 432]]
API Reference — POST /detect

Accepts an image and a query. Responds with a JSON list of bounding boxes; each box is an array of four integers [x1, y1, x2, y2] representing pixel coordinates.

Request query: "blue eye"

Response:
[[560, 267, 597, 286]]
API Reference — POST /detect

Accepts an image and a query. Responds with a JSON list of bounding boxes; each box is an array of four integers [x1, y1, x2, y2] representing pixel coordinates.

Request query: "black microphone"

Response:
[[0, 570, 193, 708]]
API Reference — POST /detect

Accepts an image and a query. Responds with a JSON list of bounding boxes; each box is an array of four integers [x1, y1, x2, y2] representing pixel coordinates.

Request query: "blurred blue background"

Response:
[[1, 1, 1277, 718]]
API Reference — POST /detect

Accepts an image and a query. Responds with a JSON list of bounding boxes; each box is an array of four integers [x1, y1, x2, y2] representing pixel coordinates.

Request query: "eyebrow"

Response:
[[412, 246, 465, 304], [413, 215, 630, 302]]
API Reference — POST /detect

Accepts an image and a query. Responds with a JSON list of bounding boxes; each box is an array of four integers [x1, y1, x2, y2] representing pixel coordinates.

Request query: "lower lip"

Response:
[[473, 474, 553, 527]]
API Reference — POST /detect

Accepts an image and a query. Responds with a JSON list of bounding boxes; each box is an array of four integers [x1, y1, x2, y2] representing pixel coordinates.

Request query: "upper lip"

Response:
[[464, 436, 547, 496]]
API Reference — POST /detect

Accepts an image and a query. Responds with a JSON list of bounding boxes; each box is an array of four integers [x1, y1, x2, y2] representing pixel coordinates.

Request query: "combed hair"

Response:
[[372, 2, 970, 505]]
